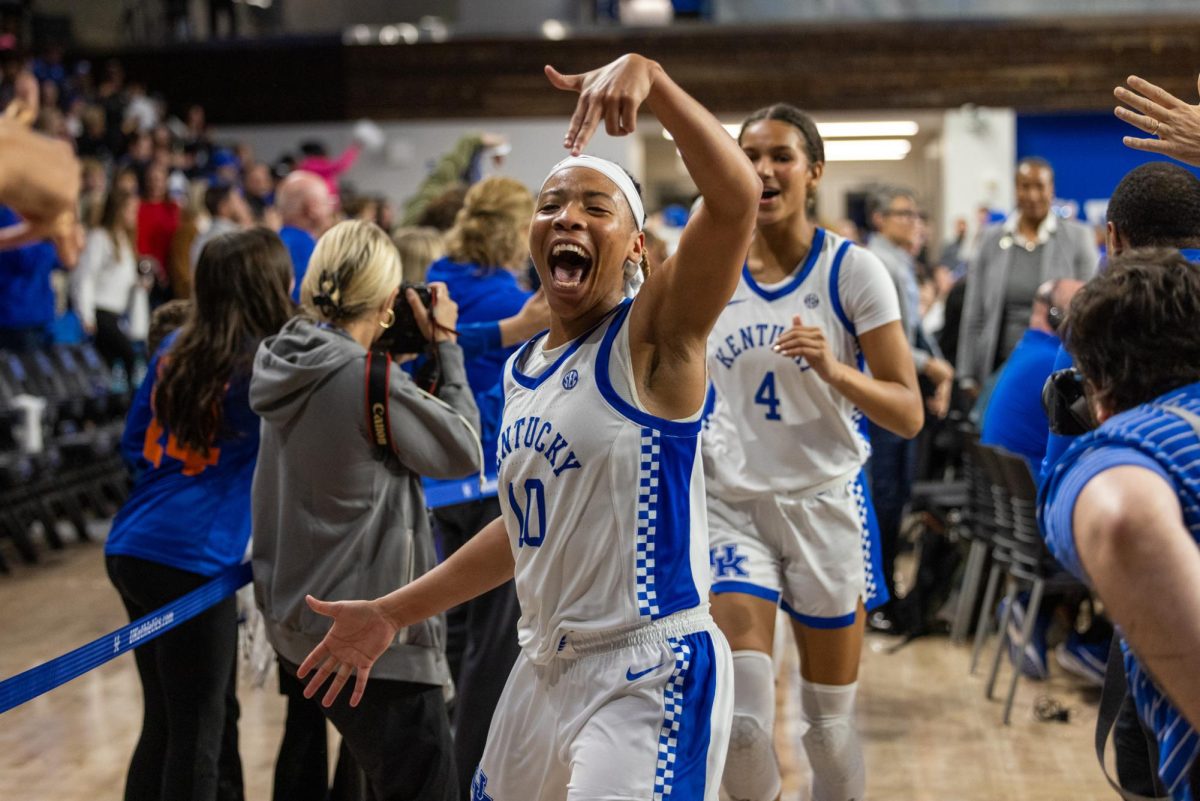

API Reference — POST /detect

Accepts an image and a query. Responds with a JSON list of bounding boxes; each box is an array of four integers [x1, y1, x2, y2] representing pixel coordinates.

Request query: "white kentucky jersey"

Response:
[[703, 227, 901, 500], [497, 299, 711, 665]]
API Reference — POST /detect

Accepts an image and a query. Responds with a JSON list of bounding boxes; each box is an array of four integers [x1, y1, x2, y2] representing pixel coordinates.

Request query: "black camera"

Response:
[[377, 281, 432, 356], [1041, 368, 1097, 436]]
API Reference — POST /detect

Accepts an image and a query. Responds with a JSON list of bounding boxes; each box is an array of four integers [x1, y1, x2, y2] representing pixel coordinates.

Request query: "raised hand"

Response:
[[1114, 74, 1200, 167], [0, 114, 84, 266], [296, 595, 399, 708], [773, 314, 842, 383], [545, 54, 659, 155]]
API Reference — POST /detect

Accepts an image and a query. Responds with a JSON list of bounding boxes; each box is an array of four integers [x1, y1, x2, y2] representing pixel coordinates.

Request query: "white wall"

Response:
[[939, 106, 1015, 242], [218, 117, 639, 207]]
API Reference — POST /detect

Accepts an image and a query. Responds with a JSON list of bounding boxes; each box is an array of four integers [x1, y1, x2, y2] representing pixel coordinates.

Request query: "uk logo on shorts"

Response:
[[471, 768, 494, 801], [562, 369, 579, 390], [710, 544, 750, 578]]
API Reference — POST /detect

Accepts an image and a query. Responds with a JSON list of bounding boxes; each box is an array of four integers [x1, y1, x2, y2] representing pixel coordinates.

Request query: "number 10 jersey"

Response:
[[703, 228, 902, 501], [497, 299, 712, 666]]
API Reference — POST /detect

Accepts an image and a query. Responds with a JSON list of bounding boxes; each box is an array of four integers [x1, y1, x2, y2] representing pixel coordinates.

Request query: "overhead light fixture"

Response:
[[344, 25, 372, 45], [379, 25, 401, 45], [541, 19, 569, 40], [817, 121, 919, 138], [824, 139, 912, 161]]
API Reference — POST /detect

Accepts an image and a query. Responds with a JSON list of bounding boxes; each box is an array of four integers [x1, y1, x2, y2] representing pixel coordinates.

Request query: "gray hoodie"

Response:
[[250, 316, 482, 685]]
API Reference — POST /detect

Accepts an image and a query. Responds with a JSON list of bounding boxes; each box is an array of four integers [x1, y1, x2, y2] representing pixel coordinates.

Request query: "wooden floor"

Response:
[[0, 531, 1114, 800]]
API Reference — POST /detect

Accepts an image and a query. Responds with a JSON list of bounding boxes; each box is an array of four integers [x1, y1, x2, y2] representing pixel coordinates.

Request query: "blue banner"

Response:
[[0, 474, 496, 714], [0, 561, 253, 714], [423, 475, 498, 509]]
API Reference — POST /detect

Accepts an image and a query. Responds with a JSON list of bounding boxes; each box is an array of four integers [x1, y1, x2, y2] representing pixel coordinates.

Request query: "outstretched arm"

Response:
[[546, 54, 759, 418], [1074, 466, 1200, 730], [1115, 74, 1200, 166], [0, 118, 83, 265], [298, 516, 513, 707]]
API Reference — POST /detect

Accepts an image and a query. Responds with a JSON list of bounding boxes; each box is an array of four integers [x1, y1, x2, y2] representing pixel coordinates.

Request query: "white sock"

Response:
[[800, 679, 865, 801], [722, 650, 782, 801]]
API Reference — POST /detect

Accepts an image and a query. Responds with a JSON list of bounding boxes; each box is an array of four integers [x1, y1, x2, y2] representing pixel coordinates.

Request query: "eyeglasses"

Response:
[[884, 208, 919, 219]]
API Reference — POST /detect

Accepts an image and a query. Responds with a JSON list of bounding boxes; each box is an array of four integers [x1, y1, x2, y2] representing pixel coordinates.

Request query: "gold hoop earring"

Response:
[[379, 308, 396, 329]]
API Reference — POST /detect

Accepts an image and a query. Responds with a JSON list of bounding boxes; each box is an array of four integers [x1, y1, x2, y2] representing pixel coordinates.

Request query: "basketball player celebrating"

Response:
[[295, 53, 760, 800], [703, 105, 922, 801]]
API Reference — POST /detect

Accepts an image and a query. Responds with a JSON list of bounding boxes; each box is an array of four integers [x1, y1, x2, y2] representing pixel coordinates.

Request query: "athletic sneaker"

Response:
[[1055, 633, 1108, 687], [998, 594, 1049, 680]]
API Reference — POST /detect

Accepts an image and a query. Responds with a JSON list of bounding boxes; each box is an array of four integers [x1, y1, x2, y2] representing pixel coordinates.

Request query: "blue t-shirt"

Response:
[[0, 206, 58, 331], [1040, 381, 1200, 800], [279, 226, 316, 302], [981, 329, 1060, 467], [106, 333, 262, 576], [420, 259, 529, 496], [425, 257, 530, 397]]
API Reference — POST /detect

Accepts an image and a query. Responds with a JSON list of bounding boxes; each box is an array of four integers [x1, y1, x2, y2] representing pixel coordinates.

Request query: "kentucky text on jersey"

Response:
[[711, 322, 806, 370], [496, 415, 583, 477]]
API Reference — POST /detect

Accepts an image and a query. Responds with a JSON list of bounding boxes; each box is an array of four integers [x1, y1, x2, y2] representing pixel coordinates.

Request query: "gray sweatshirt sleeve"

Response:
[[386, 341, 483, 480]]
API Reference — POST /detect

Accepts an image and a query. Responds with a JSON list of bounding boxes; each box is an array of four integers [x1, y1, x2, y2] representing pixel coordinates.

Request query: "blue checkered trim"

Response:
[[852, 476, 881, 608], [653, 637, 691, 800], [636, 428, 662, 617]]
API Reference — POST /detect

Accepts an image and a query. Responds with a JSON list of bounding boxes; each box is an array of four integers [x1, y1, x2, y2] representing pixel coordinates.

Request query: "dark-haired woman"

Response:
[[105, 228, 295, 801], [703, 105, 923, 801]]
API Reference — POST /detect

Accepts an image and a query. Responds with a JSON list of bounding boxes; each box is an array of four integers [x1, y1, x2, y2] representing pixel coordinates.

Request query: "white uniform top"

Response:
[[497, 300, 711, 665], [703, 227, 901, 500]]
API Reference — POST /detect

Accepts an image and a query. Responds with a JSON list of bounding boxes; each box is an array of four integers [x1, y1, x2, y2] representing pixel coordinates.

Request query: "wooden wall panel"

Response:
[[105, 16, 1200, 124]]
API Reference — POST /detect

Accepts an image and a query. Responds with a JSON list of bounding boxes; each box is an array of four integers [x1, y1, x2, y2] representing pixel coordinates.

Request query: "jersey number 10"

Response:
[[509, 478, 547, 548]]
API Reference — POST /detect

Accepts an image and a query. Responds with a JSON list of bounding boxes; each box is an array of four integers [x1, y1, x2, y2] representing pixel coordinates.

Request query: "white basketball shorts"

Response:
[[470, 608, 732, 801], [707, 469, 888, 627]]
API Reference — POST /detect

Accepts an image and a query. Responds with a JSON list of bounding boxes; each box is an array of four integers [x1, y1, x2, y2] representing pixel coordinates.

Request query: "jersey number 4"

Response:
[[509, 478, 547, 548], [754, 372, 782, 421]]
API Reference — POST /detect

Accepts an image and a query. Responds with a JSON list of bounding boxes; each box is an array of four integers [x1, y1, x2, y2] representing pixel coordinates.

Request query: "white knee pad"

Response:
[[800, 680, 865, 801], [722, 650, 781, 801]]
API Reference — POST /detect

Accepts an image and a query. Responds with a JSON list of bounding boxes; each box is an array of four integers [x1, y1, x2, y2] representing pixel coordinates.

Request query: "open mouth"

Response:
[[548, 242, 594, 289], [760, 188, 781, 205]]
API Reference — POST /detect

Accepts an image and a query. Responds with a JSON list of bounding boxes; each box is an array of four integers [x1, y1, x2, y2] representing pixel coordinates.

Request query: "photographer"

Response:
[[250, 220, 481, 801], [1040, 249, 1200, 799]]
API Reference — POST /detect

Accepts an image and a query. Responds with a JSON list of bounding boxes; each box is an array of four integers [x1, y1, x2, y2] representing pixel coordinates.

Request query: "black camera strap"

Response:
[[365, 349, 396, 462]]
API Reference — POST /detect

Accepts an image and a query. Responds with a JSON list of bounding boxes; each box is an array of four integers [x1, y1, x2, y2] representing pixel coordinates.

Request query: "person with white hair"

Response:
[[275, 169, 334, 299]]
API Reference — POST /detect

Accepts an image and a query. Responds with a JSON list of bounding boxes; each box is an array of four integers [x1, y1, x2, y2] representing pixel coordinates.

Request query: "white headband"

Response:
[[541, 155, 645, 230]]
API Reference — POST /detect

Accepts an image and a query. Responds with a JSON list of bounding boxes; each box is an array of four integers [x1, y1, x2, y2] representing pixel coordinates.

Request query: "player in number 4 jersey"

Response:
[[703, 105, 923, 801], [294, 54, 762, 801]]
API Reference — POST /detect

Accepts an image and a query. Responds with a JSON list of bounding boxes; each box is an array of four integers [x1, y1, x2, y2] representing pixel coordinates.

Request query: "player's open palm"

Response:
[[297, 595, 398, 708], [774, 314, 842, 383], [546, 54, 657, 154]]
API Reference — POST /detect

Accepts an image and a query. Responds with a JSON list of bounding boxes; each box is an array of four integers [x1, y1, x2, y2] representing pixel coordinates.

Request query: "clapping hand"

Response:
[[773, 314, 842, 383]]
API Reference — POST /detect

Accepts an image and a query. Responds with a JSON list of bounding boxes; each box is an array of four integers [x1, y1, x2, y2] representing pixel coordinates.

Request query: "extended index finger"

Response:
[[571, 99, 605, 156], [1126, 75, 1187, 110]]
